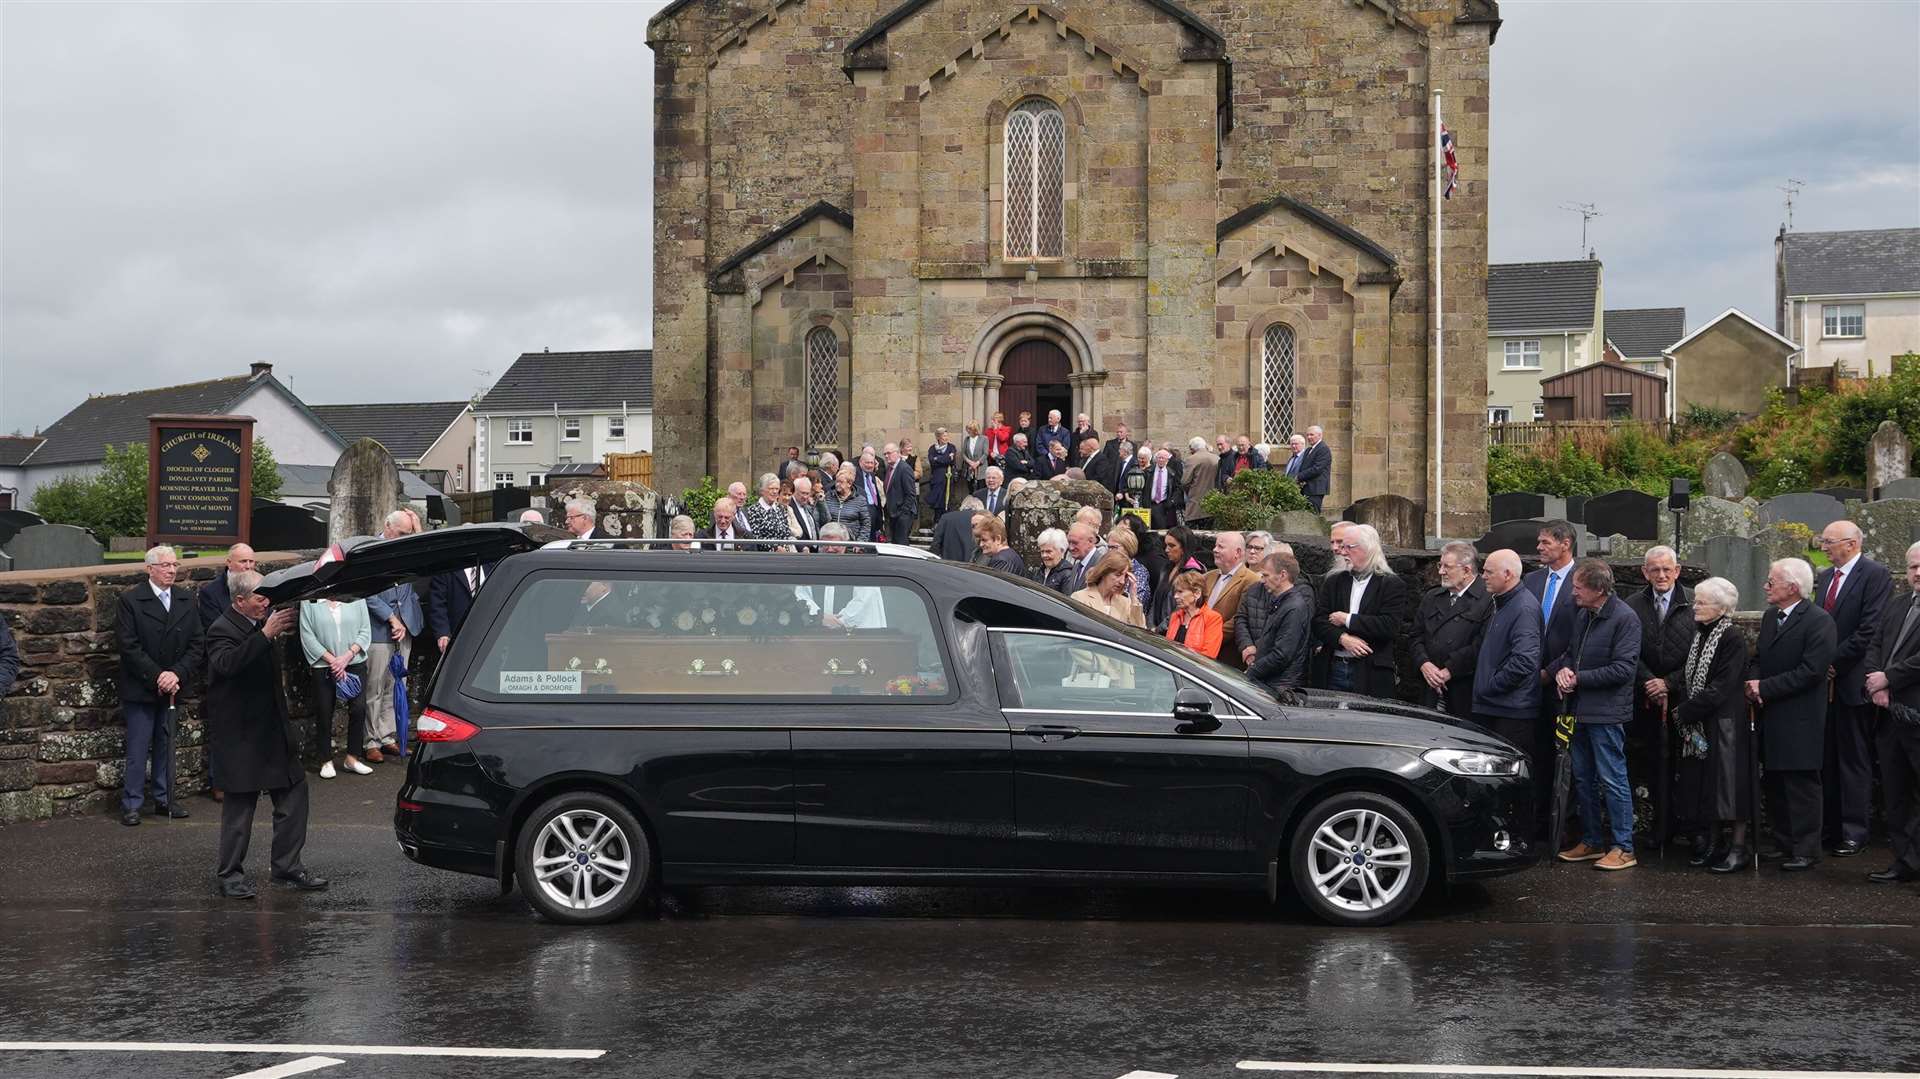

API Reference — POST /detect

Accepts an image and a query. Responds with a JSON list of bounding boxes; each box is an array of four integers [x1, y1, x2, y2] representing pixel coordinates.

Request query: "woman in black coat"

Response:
[[1668, 577, 1754, 872], [927, 428, 960, 519]]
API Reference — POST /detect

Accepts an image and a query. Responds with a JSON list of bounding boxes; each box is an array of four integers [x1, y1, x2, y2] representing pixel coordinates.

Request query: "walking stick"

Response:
[[1657, 696, 1671, 858], [165, 691, 178, 805], [1749, 702, 1763, 876]]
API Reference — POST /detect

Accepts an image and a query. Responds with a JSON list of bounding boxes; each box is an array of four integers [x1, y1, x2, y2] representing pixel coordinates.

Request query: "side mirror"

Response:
[[1173, 686, 1220, 734]]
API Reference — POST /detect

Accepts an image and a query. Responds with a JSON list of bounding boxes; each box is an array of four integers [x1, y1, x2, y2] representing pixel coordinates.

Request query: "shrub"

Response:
[[1199, 467, 1309, 529], [1678, 402, 1741, 433], [680, 476, 723, 525]]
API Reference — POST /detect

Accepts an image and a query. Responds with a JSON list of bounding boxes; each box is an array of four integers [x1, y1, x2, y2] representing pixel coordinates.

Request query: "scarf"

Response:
[[1680, 614, 1732, 760]]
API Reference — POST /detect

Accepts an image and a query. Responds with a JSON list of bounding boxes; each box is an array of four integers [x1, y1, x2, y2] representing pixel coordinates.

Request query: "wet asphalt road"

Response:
[[3, 766, 1919, 1079]]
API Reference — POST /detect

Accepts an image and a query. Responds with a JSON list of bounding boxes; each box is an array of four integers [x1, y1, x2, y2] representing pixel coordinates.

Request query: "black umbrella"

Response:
[[1547, 710, 1577, 861]]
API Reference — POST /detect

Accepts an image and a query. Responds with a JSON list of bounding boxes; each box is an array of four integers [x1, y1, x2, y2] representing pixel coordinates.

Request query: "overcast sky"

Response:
[[3, 0, 1917, 436]]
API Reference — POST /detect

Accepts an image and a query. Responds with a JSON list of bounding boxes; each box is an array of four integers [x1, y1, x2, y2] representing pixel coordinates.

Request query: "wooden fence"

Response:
[[604, 451, 654, 488], [1487, 419, 1671, 454]]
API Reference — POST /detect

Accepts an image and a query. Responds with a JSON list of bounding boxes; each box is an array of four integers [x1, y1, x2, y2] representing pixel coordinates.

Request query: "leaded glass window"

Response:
[[1005, 100, 1064, 259], [805, 327, 840, 450], [1260, 323, 1297, 445]]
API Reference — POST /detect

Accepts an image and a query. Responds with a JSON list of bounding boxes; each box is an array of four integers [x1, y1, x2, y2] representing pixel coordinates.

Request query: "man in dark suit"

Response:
[[931, 498, 982, 562], [1215, 435, 1265, 490], [1865, 539, 1920, 883], [1626, 546, 1695, 841], [115, 545, 204, 827], [1084, 439, 1123, 494], [1746, 557, 1840, 870], [1410, 541, 1493, 717], [205, 570, 326, 898], [428, 559, 497, 654], [790, 476, 824, 545], [883, 442, 920, 544], [572, 581, 623, 629], [1471, 550, 1544, 807], [1296, 424, 1333, 512], [1100, 422, 1134, 463], [1067, 414, 1099, 467], [1002, 433, 1037, 484], [1142, 448, 1183, 530], [1247, 552, 1314, 695], [1524, 520, 1581, 701], [196, 542, 255, 629], [696, 497, 747, 550], [1310, 523, 1411, 696], [1813, 519, 1892, 857], [562, 498, 602, 541], [1036, 411, 1070, 464], [974, 467, 1010, 517], [772, 446, 803, 485]]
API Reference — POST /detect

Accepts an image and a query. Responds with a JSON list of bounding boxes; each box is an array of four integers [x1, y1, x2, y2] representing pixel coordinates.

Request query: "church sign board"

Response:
[[147, 413, 254, 548]]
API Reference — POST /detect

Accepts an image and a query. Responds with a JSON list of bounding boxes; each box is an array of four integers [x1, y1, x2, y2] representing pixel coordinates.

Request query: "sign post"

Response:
[[146, 413, 255, 550]]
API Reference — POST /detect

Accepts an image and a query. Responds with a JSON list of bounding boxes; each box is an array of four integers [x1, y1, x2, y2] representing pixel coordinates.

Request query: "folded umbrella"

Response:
[[1547, 711, 1577, 862], [335, 670, 363, 701], [390, 648, 411, 756]]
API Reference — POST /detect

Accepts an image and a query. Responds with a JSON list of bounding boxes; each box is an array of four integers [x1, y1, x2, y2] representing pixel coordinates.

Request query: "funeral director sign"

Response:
[[147, 414, 254, 547]]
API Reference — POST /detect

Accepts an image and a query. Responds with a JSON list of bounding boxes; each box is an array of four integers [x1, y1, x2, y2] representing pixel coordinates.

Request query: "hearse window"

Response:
[[1000, 632, 1176, 714], [470, 574, 950, 700]]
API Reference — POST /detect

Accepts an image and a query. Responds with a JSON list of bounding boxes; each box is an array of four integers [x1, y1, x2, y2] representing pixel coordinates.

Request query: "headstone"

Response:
[[1701, 534, 1768, 613], [1702, 453, 1749, 500], [0, 523, 105, 571], [1752, 526, 1811, 563], [1584, 489, 1660, 541], [1877, 477, 1920, 502], [1757, 492, 1848, 534], [1473, 518, 1550, 556], [251, 505, 329, 552], [1268, 510, 1330, 538], [1868, 420, 1911, 494], [1008, 479, 1114, 569], [546, 480, 661, 539], [1678, 495, 1757, 559], [327, 438, 403, 543], [1346, 494, 1424, 549], [1490, 492, 1545, 524], [1563, 495, 1587, 525], [1812, 487, 1867, 504], [1853, 499, 1920, 568]]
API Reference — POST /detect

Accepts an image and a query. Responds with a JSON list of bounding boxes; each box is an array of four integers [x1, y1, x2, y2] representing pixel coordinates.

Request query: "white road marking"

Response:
[[1237, 1063, 1920, 1078], [1115, 1071, 1178, 1079], [223, 1057, 345, 1079], [0, 1041, 604, 1060]]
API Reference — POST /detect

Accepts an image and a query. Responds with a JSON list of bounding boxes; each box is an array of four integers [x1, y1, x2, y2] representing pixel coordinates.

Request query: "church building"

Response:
[[648, 0, 1498, 533]]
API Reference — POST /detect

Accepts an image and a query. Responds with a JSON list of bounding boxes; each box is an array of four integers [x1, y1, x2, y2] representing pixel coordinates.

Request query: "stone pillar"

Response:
[[849, 70, 920, 449], [1348, 282, 1393, 504], [647, 25, 712, 496], [712, 291, 754, 484], [326, 438, 402, 542], [1142, 60, 1218, 445]]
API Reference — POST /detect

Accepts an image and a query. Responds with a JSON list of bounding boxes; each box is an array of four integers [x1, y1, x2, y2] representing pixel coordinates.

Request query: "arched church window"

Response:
[[1004, 99, 1064, 260], [1260, 323, 1297, 445], [805, 326, 840, 451]]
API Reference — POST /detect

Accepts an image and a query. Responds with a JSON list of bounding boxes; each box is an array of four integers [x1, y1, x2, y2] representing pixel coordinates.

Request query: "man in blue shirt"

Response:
[[363, 510, 423, 761]]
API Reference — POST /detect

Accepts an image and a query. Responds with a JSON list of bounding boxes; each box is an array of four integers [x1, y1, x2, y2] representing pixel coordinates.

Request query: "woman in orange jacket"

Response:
[[1163, 571, 1223, 658]]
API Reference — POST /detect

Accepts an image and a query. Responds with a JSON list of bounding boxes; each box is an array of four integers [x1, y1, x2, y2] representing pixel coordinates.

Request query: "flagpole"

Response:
[[1432, 87, 1445, 540]]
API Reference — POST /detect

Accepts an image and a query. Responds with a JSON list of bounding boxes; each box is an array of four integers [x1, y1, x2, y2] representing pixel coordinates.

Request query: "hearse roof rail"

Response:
[[538, 537, 937, 559]]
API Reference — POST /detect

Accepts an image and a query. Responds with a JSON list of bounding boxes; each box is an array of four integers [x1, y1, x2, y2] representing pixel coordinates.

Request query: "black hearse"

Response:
[[261, 525, 1533, 927]]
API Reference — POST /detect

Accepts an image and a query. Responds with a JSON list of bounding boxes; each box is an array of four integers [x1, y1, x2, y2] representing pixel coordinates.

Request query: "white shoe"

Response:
[[344, 758, 373, 776], [319, 761, 337, 779]]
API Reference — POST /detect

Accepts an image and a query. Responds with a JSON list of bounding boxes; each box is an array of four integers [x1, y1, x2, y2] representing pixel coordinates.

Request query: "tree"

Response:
[[251, 438, 283, 502]]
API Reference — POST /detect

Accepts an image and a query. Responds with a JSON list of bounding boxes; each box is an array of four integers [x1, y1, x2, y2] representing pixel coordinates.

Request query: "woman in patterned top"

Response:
[[740, 473, 793, 543]]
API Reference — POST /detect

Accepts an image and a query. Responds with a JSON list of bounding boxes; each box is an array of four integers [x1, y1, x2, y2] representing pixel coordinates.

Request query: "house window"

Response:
[[527, 473, 545, 488], [1488, 406, 1512, 424], [607, 415, 625, 440], [1259, 323, 1297, 445], [1532, 401, 1546, 421], [805, 326, 841, 451], [1504, 340, 1541, 369], [1822, 303, 1864, 338], [494, 471, 515, 489], [562, 417, 581, 441], [507, 419, 533, 444], [1004, 99, 1064, 260], [1603, 393, 1634, 421]]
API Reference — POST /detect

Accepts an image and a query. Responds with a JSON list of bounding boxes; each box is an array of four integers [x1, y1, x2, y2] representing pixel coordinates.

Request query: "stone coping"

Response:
[[0, 551, 312, 585]]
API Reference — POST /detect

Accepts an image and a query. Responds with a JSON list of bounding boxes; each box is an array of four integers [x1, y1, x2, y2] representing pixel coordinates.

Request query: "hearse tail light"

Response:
[[1422, 749, 1522, 776], [414, 708, 480, 743]]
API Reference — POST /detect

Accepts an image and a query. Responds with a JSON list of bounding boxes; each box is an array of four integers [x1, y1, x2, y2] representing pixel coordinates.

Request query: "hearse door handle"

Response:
[[1023, 724, 1081, 742]]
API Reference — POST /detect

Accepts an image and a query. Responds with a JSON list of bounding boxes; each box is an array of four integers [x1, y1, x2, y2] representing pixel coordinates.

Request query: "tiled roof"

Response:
[[1488, 260, 1602, 334], [474, 350, 653, 414], [27, 374, 261, 467], [309, 401, 469, 462], [1604, 307, 1686, 359], [0, 436, 44, 468], [274, 463, 444, 501], [1781, 228, 1920, 297]]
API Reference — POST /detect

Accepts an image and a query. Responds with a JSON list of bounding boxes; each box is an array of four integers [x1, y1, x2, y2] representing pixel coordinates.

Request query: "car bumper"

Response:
[[394, 747, 511, 881], [1431, 771, 1536, 880]]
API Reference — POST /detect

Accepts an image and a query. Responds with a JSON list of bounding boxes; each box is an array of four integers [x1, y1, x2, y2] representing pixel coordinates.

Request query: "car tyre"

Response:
[[1288, 790, 1429, 927], [515, 791, 651, 925]]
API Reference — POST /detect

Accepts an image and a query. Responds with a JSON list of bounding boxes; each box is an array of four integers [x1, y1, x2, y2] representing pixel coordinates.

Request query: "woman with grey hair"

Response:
[[740, 472, 793, 542], [1031, 527, 1074, 594], [822, 462, 870, 540], [667, 514, 697, 550], [1672, 576, 1754, 872]]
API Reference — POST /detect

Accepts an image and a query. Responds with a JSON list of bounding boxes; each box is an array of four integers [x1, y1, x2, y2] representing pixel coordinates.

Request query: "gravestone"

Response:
[[1812, 487, 1867, 504], [1853, 499, 1920, 568], [1584, 489, 1660, 541], [1868, 420, 1911, 494], [1473, 518, 1549, 556], [1877, 477, 1920, 502], [1347, 494, 1424, 549], [1701, 534, 1769, 612], [327, 438, 403, 543], [1702, 453, 1749, 500], [1008, 479, 1113, 569], [1757, 492, 1848, 533], [1563, 495, 1588, 525], [1491, 492, 1545, 524], [0, 523, 105, 571], [1751, 526, 1811, 563], [1268, 510, 1329, 538], [546, 479, 661, 539], [251, 505, 329, 552], [1679, 495, 1756, 559]]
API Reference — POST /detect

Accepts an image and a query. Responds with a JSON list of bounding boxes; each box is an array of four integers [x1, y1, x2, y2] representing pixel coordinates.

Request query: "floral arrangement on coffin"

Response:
[[883, 674, 949, 697]]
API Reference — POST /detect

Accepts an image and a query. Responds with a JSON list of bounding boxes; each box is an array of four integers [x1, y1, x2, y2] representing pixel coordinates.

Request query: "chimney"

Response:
[[250, 362, 273, 379]]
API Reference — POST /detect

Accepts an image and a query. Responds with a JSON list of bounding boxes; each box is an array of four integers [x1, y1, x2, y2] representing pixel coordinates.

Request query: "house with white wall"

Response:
[[473, 349, 653, 489], [1485, 259, 1604, 423], [1776, 227, 1920, 377]]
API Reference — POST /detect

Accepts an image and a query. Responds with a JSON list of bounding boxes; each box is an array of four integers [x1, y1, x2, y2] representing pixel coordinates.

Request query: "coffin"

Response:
[[544, 630, 923, 696]]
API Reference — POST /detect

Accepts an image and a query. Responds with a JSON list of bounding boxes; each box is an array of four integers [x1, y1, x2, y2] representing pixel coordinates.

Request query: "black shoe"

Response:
[[271, 870, 330, 891], [1830, 839, 1865, 858], [120, 811, 140, 827], [1709, 849, 1751, 874], [1757, 848, 1790, 863], [1689, 844, 1726, 868], [218, 879, 257, 900], [1868, 864, 1920, 883], [154, 802, 190, 820], [1779, 856, 1819, 872]]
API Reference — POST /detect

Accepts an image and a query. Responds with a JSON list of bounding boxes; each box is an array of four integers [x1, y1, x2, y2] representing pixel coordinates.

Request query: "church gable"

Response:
[[1216, 194, 1400, 295], [844, 0, 1225, 73]]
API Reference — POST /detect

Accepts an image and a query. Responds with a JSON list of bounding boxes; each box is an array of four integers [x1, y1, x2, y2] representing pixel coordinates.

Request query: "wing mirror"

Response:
[[1173, 686, 1220, 734]]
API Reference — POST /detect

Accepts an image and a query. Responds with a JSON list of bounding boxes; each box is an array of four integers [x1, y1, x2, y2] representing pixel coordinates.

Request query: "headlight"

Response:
[[1422, 748, 1523, 776]]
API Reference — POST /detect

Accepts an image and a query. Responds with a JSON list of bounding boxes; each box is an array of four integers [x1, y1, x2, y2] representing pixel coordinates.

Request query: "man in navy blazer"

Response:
[[1524, 520, 1581, 692], [1813, 520, 1893, 856], [1546, 559, 1644, 870], [1294, 425, 1333, 511], [428, 561, 498, 655], [196, 543, 256, 630]]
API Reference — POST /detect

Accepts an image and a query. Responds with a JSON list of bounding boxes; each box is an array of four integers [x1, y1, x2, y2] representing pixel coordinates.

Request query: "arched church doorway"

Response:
[[999, 339, 1072, 431]]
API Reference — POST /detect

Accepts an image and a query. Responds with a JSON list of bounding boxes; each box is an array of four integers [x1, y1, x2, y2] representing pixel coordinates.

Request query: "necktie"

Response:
[[1449, 591, 1459, 608], [158, 589, 170, 612], [1153, 468, 1166, 501], [1288, 456, 1299, 475], [1542, 569, 1562, 624], [1892, 601, 1920, 656], [1656, 593, 1667, 621], [1824, 569, 1844, 611]]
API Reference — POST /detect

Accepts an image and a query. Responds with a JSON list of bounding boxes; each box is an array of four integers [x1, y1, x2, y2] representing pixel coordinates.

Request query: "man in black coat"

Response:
[[789, 476, 825, 545], [883, 442, 920, 544], [1745, 557, 1841, 870], [428, 560, 497, 653], [931, 499, 982, 563], [1002, 433, 1037, 484], [0, 614, 19, 699], [1626, 546, 1694, 840], [1409, 541, 1493, 717], [1295, 425, 1333, 512], [1247, 552, 1313, 695], [195, 542, 255, 630], [115, 545, 204, 827], [1865, 539, 1920, 883], [1310, 524, 1411, 697], [1813, 520, 1893, 857], [1142, 449, 1184, 530], [205, 571, 326, 898]]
